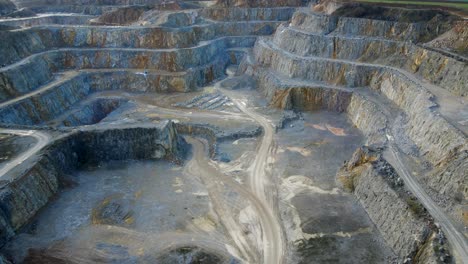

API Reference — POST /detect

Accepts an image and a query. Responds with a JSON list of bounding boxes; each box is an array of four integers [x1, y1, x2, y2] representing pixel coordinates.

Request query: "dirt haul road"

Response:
[[0, 129, 50, 181], [220, 88, 285, 264]]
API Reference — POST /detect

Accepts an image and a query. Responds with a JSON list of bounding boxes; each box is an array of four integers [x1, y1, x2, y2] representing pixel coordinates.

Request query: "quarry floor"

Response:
[[0, 76, 397, 263]]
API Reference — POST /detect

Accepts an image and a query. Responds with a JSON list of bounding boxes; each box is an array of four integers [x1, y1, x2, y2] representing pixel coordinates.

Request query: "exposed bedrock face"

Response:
[[0, 14, 94, 28], [253, 38, 466, 165], [428, 150, 468, 206], [13, 0, 165, 9], [140, 10, 203, 27], [255, 69, 353, 112], [427, 20, 468, 57], [89, 6, 150, 25], [199, 7, 297, 21], [1, 7, 35, 18], [0, 121, 184, 246], [15, 0, 182, 16], [254, 39, 380, 87], [330, 2, 457, 24], [273, 25, 468, 96], [250, 67, 387, 146], [290, 10, 454, 42], [215, 0, 306, 8], [345, 94, 388, 146], [0, 67, 231, 125], [140, 7, 298, 28], [0, 36, 258, 102], [338, 147, 441, 259], [50, 97, 128, 127], [0, 21, 278, 65]]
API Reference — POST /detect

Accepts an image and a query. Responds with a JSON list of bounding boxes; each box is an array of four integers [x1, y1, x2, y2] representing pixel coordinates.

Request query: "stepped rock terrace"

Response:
[[0, 0, 466, 263]]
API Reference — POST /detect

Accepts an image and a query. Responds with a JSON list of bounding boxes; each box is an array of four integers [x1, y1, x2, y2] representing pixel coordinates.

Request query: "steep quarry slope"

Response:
[[426, 20, 468, 58], [0, 0, 466, 263], [0, 0, 298, 126], [238, 0, 467, 262], [215, 0, 306, 8], [0, 1, 310, 263]]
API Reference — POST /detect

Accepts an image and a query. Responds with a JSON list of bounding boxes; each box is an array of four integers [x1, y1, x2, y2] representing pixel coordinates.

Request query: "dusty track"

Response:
[[185, 133, 286, 264], [185, 136, 257, 262], [220, 88, 285, 264], [0, 129, 50, 180]]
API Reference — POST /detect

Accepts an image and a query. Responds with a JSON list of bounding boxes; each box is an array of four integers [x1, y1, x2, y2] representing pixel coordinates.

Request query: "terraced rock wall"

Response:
[[0, 22, 272, 64], [0, 1, 465, 262], [251, 37, 466, 195], [273, 25, 467, 96], [240, 4, 466, 260], [347, 158, 445, 261], [353, 164, 430, 258], [52, 97, 127, 127], [13, 0, 161, 9], [215, 0, 306, 8]]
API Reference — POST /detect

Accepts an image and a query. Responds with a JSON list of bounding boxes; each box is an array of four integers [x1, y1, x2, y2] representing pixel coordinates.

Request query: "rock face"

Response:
[[0, 0, 465, 263], [426, 20, 468, 57], [338, 147, 451, 262], [0, 18, 284, 106], [90, 6, 150, 25], [0, 0, 16, 16], [339, 147, 454, 263], [272, 24, 468, 96], [215, 0, 306, 7], [237, 1, 466, 261], [241, 16, 467, 204], [0, 121, 184, 246], [339, 147, 430, 258]]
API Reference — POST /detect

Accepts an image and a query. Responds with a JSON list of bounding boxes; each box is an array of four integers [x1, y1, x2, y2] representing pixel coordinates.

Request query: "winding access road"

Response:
[[221, 88, 285, 264], [0, 129, 50, 180], [185, 136, 257, 263]]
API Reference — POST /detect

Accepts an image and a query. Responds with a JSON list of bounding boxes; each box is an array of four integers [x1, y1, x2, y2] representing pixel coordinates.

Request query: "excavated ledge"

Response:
[[0, 22, 278, 65], [199, 7, 296, 21], [0, 65, 236, 126], [0, 34, 264, 104], [0, 1, 466, 263], [0, 14, 95, 27], [237, 3, 466, 258], [253, 38, 466, 166], [0, 121, 184, 246], [49, 97, 128, 127], [338, 146, 450, 261], [290, 9, 454, 42], [273, 24, 467, 96]]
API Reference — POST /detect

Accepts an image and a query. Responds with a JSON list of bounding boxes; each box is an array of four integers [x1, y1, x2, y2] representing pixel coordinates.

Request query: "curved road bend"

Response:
[[186, 136, 287, 264], [219, 88, 285, 264], [0, 129, 50, 180], [185, 136, 257, 263]]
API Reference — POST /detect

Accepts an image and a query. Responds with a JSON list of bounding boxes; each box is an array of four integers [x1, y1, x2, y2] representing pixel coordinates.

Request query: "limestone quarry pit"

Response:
[[0, 0, 466, 263]]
